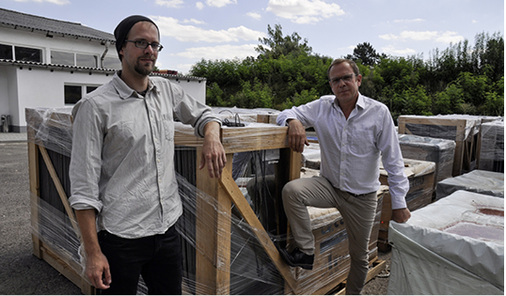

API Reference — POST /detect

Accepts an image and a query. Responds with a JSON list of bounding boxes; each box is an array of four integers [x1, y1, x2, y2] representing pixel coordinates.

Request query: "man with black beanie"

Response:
[[69, 15, 226, 294]]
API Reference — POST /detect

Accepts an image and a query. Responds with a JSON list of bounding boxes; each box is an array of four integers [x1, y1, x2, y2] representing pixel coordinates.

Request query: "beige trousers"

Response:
[[282, 176, 378, 295]]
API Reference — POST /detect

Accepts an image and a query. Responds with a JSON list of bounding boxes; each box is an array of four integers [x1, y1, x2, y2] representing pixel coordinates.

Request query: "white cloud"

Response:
[[247, 12, 262, 20], [182, 18, 205, 25], [173, 63, 195, 75], [393, 18, 425, 24], [379, 30, 464, 43], [435, 31, 465, 43], [381, 45, 417, 56], [175, 44, 258, 60], [379, 33, 398, 41], [14, 0, 69, 4], [196, 2, 205, 10], [155, 0, 183, 8], [152, 16, 265, 43], [400, 31, 439, 41], [266, 0, 345, 24], [205, 0, 237, 8]]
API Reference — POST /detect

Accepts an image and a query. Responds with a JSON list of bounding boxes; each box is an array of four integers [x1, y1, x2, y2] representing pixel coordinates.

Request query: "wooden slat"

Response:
[[334, 258, 387, 295], [218, 166, 297, 292], [174, 125, 290, 153], [28, 139, 41, 258], [195, 151, 232, 295], [39, 243, 95, 295], [221, 126, 288, 154]]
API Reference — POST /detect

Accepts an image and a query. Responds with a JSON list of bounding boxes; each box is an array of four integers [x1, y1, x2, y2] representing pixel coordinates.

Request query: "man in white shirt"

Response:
[[276, 58, 411, 295], [69, 15, 226, 294]]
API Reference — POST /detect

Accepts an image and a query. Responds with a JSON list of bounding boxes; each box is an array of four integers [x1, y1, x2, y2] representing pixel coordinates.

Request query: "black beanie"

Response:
[[114, 15, 159, 60]]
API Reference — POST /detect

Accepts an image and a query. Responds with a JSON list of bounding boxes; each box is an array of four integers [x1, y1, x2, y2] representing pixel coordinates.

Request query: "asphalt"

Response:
[[0, 131, 27, 143], [0, 132, 82, 295]]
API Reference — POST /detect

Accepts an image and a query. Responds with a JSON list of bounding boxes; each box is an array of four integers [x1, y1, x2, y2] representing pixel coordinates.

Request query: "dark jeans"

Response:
[[97, 223, 182, 295]]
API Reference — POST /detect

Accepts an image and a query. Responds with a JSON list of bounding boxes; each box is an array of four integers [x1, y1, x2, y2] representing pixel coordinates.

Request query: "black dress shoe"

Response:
[[280, 247, 314, 270]]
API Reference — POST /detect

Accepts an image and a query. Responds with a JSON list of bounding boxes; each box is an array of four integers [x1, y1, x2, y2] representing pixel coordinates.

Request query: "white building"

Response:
[[0, 8, 206, 132]]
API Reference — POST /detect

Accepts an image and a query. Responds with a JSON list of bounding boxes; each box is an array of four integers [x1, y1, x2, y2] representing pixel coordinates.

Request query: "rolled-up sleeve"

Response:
[[276, 98, 321, 127], [69, 99, 104, 212], [170, 82, 221, 137]]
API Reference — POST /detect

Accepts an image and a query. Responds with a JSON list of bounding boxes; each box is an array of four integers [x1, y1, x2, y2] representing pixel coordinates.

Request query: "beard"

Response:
[[134, 56, 156, 76]]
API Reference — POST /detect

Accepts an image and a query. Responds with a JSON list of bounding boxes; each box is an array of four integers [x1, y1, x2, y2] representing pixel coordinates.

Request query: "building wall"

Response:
[[167, 77, 207, 105], [0, 23, 207, 132], [14, 67, 113, 131], [0, 66, 18, 126]]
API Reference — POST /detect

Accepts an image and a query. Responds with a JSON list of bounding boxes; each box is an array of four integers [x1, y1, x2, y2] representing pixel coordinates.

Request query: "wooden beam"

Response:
[[218, 166, 297, 292], [28, 138, 41, 258], [195, 151, 233, 294]]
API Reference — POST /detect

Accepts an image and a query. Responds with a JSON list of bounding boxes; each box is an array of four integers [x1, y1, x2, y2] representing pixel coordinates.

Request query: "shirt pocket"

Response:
[[161, 113, 174, 142], [349, 129, 376, 156]]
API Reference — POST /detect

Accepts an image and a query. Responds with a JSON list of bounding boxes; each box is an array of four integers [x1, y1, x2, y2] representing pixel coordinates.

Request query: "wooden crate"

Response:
[[27, 107, 372, 295], [26, 107, 94, 294], [398, 134, 456, 184], [477, 120, 504, 172], [398, 115, 481, 176]]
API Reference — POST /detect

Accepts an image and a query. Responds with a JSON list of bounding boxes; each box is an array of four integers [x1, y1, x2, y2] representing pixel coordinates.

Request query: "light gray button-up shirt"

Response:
[[69, 72, 220, 239], [277, 94, 409, 209]]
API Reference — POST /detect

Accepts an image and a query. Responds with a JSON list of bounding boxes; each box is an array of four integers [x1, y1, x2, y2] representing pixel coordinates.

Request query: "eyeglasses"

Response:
[[329, 74, 355, 85], [125, 40, 163, 52]]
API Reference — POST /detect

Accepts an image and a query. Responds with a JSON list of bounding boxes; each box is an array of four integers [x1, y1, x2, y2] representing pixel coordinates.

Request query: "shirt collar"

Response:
[[333, 92, 366, 110], [112, 71, 158, 100], [356, 93, 366, 110]]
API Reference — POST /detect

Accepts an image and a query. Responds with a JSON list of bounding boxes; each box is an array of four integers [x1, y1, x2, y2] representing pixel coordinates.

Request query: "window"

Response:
[[51, 51, 98, 68], [51, 51, 74, 66], [64, 85, 82, 105], [65, 84, 100, 105], [76, 54, 97, 68], [15, 46, 42, 62], [0, 44, 42, 62], [0, 44, 13, 60], [86, 86, 98, 93]]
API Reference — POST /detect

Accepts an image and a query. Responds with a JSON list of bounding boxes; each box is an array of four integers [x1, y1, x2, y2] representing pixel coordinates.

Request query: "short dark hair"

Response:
[[327, 59, 360, 78]]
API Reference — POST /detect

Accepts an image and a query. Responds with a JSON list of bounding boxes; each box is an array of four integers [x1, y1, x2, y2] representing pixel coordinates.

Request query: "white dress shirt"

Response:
[[277, 94, 409, 209]]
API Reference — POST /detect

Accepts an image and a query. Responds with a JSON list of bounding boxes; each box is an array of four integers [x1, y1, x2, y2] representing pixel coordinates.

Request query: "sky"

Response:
[[1, 0, 504, 75]]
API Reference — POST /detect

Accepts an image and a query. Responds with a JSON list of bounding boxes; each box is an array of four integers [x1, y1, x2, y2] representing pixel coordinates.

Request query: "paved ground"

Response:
[[0, 133, 391, 295], [0, 140, 81, 295]]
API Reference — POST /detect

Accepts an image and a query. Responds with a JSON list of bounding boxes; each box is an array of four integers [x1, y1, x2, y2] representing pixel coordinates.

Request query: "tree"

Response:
[[189, 26, 502, 118], [346, 42, 383, 66], [256, 24, 312, 59]]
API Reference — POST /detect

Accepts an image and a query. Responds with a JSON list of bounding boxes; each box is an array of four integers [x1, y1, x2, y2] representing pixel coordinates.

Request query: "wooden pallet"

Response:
[[26, 108, 302, 295], [332, 258, 387, 295]]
